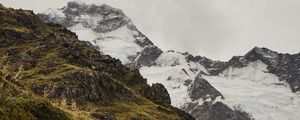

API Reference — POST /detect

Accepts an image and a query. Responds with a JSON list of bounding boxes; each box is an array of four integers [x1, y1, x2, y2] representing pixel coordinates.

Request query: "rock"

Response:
[[152, 83, 171, 105], [188, 74, 223, 101], [190, 102, 253, 120], [49, 71, 136, 102], [141, 83, 171, 105], [127, 46, 163, 68], [185, 53, 227, 76], [184, 79, 193, 86], [91, 112, 116, 120]]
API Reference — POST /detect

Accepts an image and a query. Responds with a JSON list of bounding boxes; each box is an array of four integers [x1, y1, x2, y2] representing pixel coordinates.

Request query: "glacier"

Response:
[[205, 60, 300, 120]]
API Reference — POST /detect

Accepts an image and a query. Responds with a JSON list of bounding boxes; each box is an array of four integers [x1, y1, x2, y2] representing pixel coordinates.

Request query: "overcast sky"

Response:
[[1, 0, 300, 61]]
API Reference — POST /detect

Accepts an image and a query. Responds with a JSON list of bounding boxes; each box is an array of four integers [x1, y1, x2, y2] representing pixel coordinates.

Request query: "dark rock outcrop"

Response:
[[91, 112, 116, 120], [188, 74, 224, 101], [127, 46, 163, 68], [185, 53, 227, 75], [141, 83, 171, 105], [48, 71, 135, 104], [190, 102, 253, 120]]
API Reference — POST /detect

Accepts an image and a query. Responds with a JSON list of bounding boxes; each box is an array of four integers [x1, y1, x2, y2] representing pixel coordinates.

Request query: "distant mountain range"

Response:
[[11, 1, 299, 120]]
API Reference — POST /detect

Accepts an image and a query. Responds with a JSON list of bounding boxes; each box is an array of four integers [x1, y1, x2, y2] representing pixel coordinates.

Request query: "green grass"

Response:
[[0, 87, 70, 120], [94, 97, 183, 120], [0, 4, 193, 120]]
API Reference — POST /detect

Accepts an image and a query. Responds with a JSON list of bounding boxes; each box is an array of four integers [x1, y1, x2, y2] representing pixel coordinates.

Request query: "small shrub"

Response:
[[11, 94, 70, 120]]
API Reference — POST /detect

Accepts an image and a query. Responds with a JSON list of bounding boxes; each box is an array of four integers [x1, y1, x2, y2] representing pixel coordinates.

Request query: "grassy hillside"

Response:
[[0, 4, 194, 120]]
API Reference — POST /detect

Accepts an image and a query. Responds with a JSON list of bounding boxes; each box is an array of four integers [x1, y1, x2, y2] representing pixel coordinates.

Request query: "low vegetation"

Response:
[[0, 4, 194, 120]]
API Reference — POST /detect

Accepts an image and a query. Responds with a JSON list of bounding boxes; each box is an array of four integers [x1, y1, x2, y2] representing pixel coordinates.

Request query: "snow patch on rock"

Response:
[[69, 24, 141, 64], [140, 51, 209, 107], [204, 60, 300, 120]]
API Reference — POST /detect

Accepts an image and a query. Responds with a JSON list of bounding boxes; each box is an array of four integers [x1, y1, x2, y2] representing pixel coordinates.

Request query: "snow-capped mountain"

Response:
[[39, 1, 300, 120], [39, 1, 162, 68]]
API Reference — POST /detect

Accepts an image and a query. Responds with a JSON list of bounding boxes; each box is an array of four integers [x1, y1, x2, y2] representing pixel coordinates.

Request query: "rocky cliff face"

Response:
[[213, 47, 300, 92], [189, 102, 253, 120], [185, 53, 227, 76], [188, 74, 223, 101], [0, 4, 194, 120], [244, 47, 300, 92]]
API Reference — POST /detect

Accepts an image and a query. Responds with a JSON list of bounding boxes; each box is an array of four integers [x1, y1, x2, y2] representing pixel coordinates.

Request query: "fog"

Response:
[[1, 0, 300, 60]]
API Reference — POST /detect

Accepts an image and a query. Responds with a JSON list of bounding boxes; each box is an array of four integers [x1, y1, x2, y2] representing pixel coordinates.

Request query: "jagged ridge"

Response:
[[218, 47, 300, 92]]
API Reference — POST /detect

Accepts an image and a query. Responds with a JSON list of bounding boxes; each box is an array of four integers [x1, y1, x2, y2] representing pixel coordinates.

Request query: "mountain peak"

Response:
[[245, 46, 279, 60], [66, 0, 86, 8], [39, 1, 159, 67], [251, 46, 274, 53], [65, 1, 123, 15], [39, 1, 130, 33]]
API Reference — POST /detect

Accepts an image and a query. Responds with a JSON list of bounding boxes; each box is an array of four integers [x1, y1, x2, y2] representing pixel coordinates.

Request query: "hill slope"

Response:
[[0, 4, 194, 120]]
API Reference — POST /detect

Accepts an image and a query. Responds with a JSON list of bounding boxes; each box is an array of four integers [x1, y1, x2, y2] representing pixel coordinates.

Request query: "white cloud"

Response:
[[1, 0, 300, 60]]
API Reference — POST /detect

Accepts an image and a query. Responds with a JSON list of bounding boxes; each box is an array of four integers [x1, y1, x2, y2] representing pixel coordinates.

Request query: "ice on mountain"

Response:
[[204, 60, 300, 120], [68, 23, 97, 44], [41, 8, 66, 23], [140, 51, 211, 107], [93, 25, 142, 64]]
